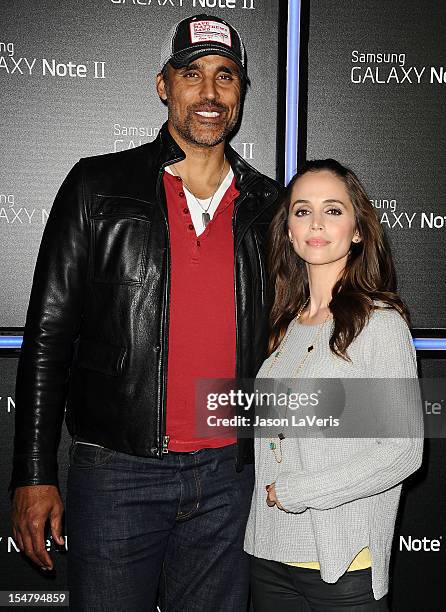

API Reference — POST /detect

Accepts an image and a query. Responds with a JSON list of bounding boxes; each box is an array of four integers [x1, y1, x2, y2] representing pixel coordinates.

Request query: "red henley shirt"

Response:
[[163, 170, 239, 451]]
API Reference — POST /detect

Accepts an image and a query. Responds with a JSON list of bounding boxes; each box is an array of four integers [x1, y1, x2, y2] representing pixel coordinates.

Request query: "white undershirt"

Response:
[[165, 164, 234, 236]]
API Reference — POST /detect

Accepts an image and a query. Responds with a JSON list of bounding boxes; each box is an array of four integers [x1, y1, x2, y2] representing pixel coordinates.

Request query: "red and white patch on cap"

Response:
[[190, 20, 232, 47]]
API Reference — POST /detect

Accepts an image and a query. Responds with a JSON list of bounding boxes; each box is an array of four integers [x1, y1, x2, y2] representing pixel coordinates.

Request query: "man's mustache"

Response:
[[188, 102, 229, 113]]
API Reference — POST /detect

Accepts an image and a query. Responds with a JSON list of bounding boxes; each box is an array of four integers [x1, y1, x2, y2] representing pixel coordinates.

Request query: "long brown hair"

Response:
[[268, 159, 410, 360]]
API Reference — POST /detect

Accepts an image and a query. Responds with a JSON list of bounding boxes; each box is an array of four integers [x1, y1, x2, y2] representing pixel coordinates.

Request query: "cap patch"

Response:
[[189, 20, 232, 47]]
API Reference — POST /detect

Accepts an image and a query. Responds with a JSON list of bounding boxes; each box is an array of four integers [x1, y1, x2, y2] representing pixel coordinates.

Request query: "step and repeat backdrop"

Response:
[[306, 1, 445, 610], [306, 0, 445, 331], [1, 0, 279, 328], [0, 0, 281, 602], [1, 0, 445, 609]]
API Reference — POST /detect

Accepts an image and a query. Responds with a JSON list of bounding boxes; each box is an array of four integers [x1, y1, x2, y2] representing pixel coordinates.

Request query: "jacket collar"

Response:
[[157, 121, 186, 169], [151, 122, 280, 244], [156, 121, 274, 197]]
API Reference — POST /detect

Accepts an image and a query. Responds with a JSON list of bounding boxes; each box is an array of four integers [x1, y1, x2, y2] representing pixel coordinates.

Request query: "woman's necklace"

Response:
[[171, 157, 227, 227], [265, 298, 331, 463]]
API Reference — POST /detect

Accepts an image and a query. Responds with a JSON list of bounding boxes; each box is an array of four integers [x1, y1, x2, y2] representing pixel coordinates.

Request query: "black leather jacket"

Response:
[[10, 122, 282, 491]]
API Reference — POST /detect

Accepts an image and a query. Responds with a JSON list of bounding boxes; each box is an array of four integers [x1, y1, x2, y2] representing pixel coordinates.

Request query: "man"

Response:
[[10, 13, 281, 612]]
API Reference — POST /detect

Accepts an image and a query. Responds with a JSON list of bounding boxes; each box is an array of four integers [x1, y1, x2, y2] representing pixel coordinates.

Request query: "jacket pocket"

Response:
[[76, 337, 126, 376], [91, 196, 151, 285]]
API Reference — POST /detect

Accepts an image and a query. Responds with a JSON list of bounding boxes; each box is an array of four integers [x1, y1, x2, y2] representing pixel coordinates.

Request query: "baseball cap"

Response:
[[160, 14, 247, 78]]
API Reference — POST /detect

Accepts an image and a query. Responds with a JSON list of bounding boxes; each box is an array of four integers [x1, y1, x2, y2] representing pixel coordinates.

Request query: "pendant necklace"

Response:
[[265, 297, 331, 463], [171, 157, 227, 228]]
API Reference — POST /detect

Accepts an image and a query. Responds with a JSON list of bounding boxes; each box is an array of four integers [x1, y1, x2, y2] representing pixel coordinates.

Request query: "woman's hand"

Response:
[[266, 483, 289, 512]]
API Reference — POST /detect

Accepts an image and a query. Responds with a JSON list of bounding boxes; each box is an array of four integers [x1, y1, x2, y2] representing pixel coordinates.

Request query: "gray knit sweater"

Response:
[[244, 307, 424, 601]]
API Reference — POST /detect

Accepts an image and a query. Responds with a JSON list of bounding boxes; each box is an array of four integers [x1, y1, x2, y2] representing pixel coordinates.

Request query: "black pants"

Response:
[[250, 556, 389, 612]]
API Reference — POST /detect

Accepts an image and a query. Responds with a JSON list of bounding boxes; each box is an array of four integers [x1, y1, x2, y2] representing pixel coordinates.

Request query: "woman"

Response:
[[244, 159, 423, 611]]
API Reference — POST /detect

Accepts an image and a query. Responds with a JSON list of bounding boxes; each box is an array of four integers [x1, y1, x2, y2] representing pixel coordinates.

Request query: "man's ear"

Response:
[[156, 72, 168, 102]]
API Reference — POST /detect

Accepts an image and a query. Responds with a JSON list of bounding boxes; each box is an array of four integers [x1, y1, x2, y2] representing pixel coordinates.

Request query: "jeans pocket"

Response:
[[69, 441, 116, 469]]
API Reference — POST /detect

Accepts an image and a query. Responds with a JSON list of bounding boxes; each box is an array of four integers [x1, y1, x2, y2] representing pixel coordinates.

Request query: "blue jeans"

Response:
[[66, 438, 254, 612]]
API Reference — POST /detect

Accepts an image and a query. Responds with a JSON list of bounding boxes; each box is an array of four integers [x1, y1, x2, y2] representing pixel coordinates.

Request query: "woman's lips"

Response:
[[306, 238, 330, 247]]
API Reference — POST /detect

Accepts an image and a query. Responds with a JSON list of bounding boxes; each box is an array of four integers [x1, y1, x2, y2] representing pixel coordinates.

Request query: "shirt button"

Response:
[[176, 176, 182, 182], [179, 191, 185, 197], [196, 240, 200, 246], [183, 208, 189, 214], [188, 224, 194, 230]]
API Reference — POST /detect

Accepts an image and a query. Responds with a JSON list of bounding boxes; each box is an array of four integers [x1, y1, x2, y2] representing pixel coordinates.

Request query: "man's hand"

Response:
[[265, 482, 289, 512], [11, 485, 65, 571]]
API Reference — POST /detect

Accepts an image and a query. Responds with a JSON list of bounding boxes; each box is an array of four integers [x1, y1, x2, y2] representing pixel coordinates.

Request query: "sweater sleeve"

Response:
[[275, 308, 424, 513]]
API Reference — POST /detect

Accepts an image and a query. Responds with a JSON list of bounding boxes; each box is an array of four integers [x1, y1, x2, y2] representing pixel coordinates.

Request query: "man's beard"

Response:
[[169, 101, 239, 148]]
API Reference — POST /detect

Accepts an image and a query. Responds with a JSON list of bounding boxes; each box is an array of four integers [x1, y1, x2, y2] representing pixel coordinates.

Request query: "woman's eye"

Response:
[[294, 209, 309, 216], [327, 208, 342, 215]]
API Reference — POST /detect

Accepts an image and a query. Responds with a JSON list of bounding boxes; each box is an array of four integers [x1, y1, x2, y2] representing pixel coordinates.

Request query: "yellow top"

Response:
[[284, 546, 371, 571]]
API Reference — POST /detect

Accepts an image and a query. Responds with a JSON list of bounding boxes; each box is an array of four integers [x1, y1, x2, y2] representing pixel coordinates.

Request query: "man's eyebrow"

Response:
[[179, 63, 239, 76], [218, 65, 237, 74], [179, 63, 202, 73]]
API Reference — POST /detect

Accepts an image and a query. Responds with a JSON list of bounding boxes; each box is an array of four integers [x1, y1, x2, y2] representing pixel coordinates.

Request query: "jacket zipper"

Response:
[[155, 157, 183, 457], [252, 230, 265, 307], [232, 193, 247, 380], [231, 186, 276, 470], [232, 196, 243, 471], [231, 184, 272, 376]]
